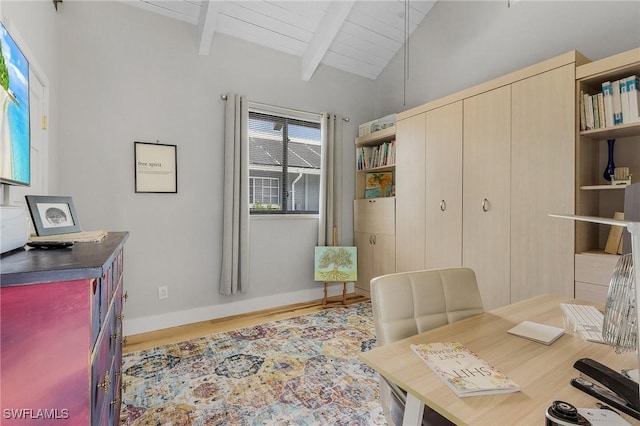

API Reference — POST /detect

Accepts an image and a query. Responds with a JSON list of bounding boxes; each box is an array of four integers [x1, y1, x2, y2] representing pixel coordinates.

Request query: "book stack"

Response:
[[411, 342, 520, 397], [356, 140, 395, 170], [580, 75, 640, 131]]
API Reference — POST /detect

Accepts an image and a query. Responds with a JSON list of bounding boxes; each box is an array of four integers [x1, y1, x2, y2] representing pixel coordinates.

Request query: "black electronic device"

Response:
[[27, 241, 73, 250], [571, 358, 640, 420], [545, 401, 590, 425]]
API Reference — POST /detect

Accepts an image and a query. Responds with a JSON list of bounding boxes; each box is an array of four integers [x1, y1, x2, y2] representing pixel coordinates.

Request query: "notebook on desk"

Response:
[[507, 321, 565, 345]]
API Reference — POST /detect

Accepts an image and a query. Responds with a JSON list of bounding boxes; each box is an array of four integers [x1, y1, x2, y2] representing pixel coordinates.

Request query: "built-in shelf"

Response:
[[580, 184, 629, 190], [355, 126, 396, 146], [356, 165, 395, 174], [580, 122, 640, 140]]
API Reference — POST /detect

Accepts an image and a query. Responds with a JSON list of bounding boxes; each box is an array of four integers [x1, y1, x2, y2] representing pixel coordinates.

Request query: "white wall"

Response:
[[52, 1, 376, 334], [375, 1, 640, 116]]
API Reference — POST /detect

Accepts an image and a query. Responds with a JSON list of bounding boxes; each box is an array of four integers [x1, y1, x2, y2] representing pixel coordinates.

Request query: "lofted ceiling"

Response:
[[119, 0, 437, 81]]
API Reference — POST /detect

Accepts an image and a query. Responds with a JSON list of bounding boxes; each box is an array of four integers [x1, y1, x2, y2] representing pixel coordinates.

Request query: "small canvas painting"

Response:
[[365, 172, 393, 198], [314, 246, 357, 282]]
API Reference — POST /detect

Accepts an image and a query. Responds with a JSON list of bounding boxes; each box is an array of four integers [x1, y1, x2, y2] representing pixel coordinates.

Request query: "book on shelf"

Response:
[[602, 81, 615, 128], [621, 76, 632, 124], [356, 141, 395, 171], [612, 79, 623, 125], [592, 94, 600, 129], [628, 75, 640, 123], [410, 342, 520, 398], [580, 90, 587, 131], [580, 75, 640, 131]]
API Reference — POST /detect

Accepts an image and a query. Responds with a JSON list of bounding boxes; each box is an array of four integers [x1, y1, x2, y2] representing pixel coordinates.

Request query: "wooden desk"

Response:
[[359, 294, 638, 425]]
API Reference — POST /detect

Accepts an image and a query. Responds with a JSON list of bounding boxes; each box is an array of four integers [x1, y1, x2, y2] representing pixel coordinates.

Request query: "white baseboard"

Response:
[[123, 282, 355, 336]]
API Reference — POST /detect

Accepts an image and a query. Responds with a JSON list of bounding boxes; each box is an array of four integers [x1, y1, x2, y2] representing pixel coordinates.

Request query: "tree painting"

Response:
[[314, 246, 358, 282]]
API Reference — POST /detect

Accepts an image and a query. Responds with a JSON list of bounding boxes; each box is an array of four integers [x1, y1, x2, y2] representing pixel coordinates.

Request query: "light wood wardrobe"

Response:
[[396, 51, 588, 310]]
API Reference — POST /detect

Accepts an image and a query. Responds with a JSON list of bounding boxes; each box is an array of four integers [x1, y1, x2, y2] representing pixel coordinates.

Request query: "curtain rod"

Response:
[[220, 94, 350, 122]]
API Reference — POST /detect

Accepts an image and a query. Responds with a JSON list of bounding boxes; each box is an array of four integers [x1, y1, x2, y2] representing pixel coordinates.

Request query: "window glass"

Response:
[[248, 108, 322, 214]]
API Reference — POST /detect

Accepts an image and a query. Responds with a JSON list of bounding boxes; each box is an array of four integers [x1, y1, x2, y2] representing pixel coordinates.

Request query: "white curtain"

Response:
[[318, 112, 343, 246], [220, 93, 250, 295]]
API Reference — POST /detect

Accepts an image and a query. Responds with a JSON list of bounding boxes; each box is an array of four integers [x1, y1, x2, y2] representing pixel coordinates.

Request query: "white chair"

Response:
[[370, 267, 484, 426]]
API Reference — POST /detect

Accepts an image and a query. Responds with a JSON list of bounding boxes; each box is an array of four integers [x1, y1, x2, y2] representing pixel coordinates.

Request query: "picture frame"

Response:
[[134, 141, 178, 193], [314, 246, 358, 282], [25, 195, 82, 236]]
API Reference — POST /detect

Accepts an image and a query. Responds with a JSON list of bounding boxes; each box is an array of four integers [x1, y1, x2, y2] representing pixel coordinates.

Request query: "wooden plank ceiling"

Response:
[[119, 0, 437, 81]]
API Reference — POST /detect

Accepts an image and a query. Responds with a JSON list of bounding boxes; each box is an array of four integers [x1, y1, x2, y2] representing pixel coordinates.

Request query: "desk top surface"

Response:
[[359, 294, 638, 425]]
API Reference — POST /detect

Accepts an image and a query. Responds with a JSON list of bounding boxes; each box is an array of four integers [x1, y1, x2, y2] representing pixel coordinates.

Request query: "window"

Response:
[[248, 104, 322, 214]]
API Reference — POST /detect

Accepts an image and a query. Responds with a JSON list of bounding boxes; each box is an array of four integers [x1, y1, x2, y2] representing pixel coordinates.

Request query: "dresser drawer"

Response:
[[574, 253, 619, 285]]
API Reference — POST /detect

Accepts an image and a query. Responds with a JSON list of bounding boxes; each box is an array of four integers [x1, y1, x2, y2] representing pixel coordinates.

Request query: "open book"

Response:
[[411, 342, 520, 397]]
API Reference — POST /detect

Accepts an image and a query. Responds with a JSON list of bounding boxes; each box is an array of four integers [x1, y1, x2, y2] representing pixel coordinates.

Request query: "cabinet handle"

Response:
[[368, 199, 376, 203], [122, 291, 128, 302], [97, 371, 111, 391], [440, 200, 447, 211], [482, 198, 489, 212], [373, 235, 377, 245]]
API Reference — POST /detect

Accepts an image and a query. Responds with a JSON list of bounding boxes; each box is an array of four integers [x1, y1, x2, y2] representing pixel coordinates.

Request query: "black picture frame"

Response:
[[25, 195, 82, 236], [134, 142, 178, 193]]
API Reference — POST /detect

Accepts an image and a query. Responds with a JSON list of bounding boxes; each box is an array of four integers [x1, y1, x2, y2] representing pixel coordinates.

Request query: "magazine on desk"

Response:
[[411, 342, 520, 397]]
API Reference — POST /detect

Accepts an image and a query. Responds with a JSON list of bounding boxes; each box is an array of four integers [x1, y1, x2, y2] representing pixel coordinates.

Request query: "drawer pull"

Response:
[[440, 200, 447, 211], [482, 198, 489, 212], [97, 371, 111, 391], [122, 291, 128, 302]]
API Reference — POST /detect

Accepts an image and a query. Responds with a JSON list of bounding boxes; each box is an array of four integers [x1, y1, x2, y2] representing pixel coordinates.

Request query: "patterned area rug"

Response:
[[120, 302, 387, 425]]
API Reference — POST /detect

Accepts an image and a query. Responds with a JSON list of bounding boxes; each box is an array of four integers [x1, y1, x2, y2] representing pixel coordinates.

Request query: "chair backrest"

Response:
[[370, 268, 484, 346]]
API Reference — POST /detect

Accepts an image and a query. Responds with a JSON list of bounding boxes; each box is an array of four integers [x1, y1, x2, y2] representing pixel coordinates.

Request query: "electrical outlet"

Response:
[[158, 286, 168, 300]]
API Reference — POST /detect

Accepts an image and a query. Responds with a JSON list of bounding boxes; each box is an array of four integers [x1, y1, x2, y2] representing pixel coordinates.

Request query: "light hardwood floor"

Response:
[[124, 293, 369, 353]]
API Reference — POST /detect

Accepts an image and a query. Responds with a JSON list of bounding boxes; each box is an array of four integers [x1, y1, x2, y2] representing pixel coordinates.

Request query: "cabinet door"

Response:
[[511, 64, 575, 301], [395, 113, 426, 272], [463, 86, 511, 310], [372, 233, 396, 279], [425, 101, 463, 269], [354, 232, 374, 294]]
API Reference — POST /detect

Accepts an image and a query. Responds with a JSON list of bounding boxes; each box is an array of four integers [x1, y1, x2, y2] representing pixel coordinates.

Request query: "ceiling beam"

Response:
[[301, 0, 355, 82], [197, 0, 220, 55]]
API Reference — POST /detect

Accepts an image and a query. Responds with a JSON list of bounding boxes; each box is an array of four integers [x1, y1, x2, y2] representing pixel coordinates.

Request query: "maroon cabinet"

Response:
[[1, 232, 128, 425]]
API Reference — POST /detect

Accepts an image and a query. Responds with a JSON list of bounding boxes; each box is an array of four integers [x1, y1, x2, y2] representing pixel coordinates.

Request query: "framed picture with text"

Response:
[[25, 195, 82, 236], [134, 141, 178, 193]]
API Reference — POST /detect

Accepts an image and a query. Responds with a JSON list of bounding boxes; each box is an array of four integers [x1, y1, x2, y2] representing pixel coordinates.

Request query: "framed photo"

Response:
[[314, 246, 358, 282], [134, 142, 177, 193], [25, 195, 82, 236]]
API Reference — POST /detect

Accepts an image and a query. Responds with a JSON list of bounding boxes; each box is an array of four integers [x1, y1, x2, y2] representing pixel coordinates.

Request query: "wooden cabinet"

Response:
[[395, 51, 584, 310], [354, 127, 396, 295], [425, 102, 463, 269], [353, 198, 395, 296], [573, 47, 640, 304], [511, 63, 576, 301], [463, 85, 512, 310], [395, 113, 426, 272], [395, 101, 463, 273], [0, 233, 128, 425]]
